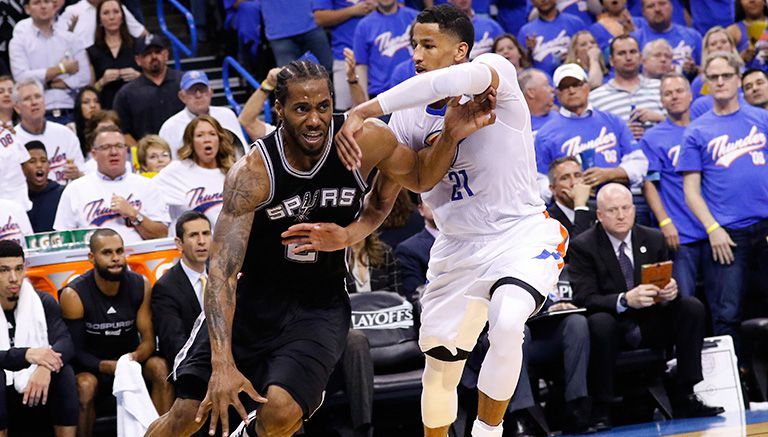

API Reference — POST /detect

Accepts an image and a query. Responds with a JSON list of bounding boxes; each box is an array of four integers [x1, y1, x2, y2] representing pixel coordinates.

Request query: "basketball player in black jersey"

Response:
[[145, 60, 494, 437]]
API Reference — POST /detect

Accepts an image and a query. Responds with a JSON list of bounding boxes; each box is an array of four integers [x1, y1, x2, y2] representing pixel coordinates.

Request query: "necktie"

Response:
[[618, 242, 635, 290], [200, 274, 207, 300]]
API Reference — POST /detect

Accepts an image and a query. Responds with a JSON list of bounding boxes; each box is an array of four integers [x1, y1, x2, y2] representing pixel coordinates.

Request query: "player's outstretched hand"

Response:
[[336, 109, 365, 170], [196, 364, 267, 437], [281, 222, 349, 253], [443, 86, 497, 141]]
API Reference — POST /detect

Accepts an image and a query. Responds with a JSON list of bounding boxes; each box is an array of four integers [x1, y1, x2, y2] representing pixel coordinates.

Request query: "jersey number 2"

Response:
[[285, 244, 318, 263], [449, 170, 474, 201]]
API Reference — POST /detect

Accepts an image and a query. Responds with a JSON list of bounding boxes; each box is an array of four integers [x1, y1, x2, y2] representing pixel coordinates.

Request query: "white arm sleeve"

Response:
[[377, 61, 492, 115], [619, 149, 649, 187]]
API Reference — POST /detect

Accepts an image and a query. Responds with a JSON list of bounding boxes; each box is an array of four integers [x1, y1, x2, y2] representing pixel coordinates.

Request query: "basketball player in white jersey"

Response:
[[281, 5, 569, 437]]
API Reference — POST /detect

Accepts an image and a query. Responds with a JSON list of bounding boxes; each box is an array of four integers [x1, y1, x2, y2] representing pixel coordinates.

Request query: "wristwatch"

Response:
[[619, 292, 628, 308], [130, 213, 145, 227]]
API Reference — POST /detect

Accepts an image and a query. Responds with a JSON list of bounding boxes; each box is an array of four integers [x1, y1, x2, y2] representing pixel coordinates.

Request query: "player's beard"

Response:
[[283, 122, 326, 157], [95, 263, 126, 282]]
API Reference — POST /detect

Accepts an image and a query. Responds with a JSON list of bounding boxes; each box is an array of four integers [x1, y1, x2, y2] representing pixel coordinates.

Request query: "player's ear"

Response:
[[455, 41, 469, 63], [274, 100, 284, 120]]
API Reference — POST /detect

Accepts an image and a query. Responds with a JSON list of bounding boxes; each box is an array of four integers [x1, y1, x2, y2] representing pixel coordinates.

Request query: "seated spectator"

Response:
[[86, 0, 142, 109], [238, 67, 279, 141], [395, 196, 436, 301], [158, 70, 246, 159], [631, 0, 701, 77], [546, 156, 595, 240], [113, 34, 183, 144], [59, 0, 145, 48], [517, 0, 586, 76], [8, 0, 91, 125], [518, 68, 555, 138], [742, 68, 768, 109], [80, 109, 134, 174], [0, 198, 32, 248], [353, 0, 418, 100], [59, 229, 172, 436], [0, 121, 32, 212], [53, 125, 169, 244], [13, 79, 84, 185], [627, 0, 687, 27], [727, 0, 768, 72], [535, 64, 648, 197], [22, 140, 64, 233], [0, 240, 78, 437], [135, 134, 171, 177], [378, 190, 424, 250], [642, 38, 675, 79], [492, 33, 530, 70], [565, 30, 608, 89], [153, 115, 232, 229], [151, 211, 210, 366], [569, 183, 723, 425], [639, 73, 706, 298], [691, 26, 741, 99], [589, 34, 665, 138], [590, 0, 644, 50], [71, 86, 101, 157], [0, 76, 15, 130], [447, 0, 504, 59], [346, 233, 401, 294]]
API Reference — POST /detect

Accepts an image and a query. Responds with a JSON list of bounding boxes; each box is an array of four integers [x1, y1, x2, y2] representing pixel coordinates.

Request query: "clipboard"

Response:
[[641, 261, 673, 303]]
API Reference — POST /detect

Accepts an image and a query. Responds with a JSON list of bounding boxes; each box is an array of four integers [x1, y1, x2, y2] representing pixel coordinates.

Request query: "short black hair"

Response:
[[547, 155, 581, 184], [89, 228, 122, 252], [0, 240, 24, 261], [415, 4, 475, 58], [742, 68, 768, 82], [609, 34, 639, 58], [274, 60, 334, 106], [175, 210, 211, 240], [24, 140, 46, 154]]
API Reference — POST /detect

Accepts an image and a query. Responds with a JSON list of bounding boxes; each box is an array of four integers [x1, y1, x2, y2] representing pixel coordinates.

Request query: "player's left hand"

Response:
[[442, 86, 497, 141], [656, 277, 678, 302], [281, 222, 349, 253], [23, 366, 51, 407]]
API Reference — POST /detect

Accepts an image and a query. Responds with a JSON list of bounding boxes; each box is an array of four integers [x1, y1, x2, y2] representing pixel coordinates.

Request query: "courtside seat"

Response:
[[742, 318, 768, 402]]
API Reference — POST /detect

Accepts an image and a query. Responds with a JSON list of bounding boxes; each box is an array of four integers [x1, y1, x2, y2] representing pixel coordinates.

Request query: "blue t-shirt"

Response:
[[534, 109, 637, 174], [589, 16, 646, 50], [559, 0, 595, 25], [262, 0, 317, 41], [690, 93, 746, 120], [353, 6, 419, 96], [689, 0, 734, 36], [389, 58, 415, 90], [532, 111, 556, 140], [495, 0, 530, 35], [470, 15, 505, 59], [627, 0, 687, 27], [632, 23, 702, 68], [312, 0, 366, 60], [518, 12, 587, 75], [432, 0, 491, 14], [640, 119, 707, 244], [677, 105, 768, 229]]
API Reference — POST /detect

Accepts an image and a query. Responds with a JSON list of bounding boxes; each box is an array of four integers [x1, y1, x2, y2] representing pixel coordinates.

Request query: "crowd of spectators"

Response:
[[0, 0, 767, 435]]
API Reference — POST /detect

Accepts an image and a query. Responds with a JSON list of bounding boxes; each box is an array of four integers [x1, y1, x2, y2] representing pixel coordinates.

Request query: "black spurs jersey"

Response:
[[239, 114, 376, 305]]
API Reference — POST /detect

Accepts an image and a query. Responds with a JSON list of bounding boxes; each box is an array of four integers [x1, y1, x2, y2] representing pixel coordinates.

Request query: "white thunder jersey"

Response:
[[388, 53, 545, 239]]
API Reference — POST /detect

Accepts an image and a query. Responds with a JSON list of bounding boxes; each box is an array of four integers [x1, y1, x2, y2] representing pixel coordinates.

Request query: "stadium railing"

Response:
[[222, 55, 273, 125], [156, 0, 198, 69]]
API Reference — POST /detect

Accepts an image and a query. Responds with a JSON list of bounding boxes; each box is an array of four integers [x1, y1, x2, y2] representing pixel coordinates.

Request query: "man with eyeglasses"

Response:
[[158, 70, 247, 159], [569, 183, 722, 427], [677, 52, 768, 360], [53, 124, 170, 244], [535, 63, 648, 201]]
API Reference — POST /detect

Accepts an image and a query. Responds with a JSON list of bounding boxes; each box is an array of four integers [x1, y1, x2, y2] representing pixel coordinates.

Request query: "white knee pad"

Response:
[[471, 418, 504, 437], [477, 284, 535, 401], [421, 356, 465, 429]]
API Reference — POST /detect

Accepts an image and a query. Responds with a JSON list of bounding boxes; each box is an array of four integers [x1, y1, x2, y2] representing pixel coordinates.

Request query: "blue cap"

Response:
[[180, 70, 210, 91]]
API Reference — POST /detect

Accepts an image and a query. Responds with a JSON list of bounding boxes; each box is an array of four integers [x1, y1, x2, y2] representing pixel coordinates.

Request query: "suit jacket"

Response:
[[394, 228, 435, 300], [570, 223, 669, 315], [547, 203, 597, 240], [151, 262, 202, 365]]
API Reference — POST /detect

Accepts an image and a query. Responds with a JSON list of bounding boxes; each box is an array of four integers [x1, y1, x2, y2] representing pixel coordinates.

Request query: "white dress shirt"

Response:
[[179, 259, 206, 309], [9, 22, 92, 110], [58, 0, 145, 47], [606, 229, 634, 313]]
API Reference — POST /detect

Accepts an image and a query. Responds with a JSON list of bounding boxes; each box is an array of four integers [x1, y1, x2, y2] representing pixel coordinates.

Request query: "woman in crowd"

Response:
[[729, 0, 768, 70], [153, 115, 235, 230], [378, 189, 424, 250], [87, 0, 141, 109], [135, 135, 172, 177], [346, 232, 401, 294], [692, 27, 744, 98], [566, 30, 608, 89], [72, 86, 102, 156], [492, 34, 530, 70]]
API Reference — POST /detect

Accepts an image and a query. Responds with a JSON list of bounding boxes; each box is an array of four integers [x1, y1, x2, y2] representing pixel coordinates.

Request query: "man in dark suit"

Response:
[[151, 211, 211, 366], [569, 183, 723, 426], [395, 196, 437, 301], [546, 156, 596, 240]]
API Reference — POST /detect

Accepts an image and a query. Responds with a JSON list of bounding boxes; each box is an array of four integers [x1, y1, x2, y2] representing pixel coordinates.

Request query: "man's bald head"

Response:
[[597, 183, 635, 239]]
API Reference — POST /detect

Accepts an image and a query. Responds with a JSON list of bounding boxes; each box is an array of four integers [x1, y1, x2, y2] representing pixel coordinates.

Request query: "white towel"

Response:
[[113, 354, 159, 437], [0, 280, 49, 393]]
